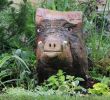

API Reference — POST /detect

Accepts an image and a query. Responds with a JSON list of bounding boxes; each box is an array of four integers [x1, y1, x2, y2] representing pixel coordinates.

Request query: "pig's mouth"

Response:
[[43, 51, 62, 58]]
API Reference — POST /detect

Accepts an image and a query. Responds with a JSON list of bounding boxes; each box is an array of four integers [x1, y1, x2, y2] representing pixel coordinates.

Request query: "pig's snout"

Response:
[[38, 37, 68, 58], [44, 39, 62, 52]]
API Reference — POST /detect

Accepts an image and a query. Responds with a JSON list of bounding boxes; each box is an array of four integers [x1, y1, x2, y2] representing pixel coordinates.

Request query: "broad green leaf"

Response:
[[0, 56, 11, 68]]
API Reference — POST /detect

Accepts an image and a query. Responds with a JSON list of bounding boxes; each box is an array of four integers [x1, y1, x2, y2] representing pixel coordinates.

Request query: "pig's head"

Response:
[[35, 8, 82, 63], [36, 19, 73, 58]]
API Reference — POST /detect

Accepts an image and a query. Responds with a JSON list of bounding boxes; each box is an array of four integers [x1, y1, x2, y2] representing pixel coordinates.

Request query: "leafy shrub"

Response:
[[89, 76, 110, 95], [89, 83, 110, 95], [0, 0, 35, 53], [0, 49, 36, 90], [0, 0, 13, 11], [42, 70, 86, 95]]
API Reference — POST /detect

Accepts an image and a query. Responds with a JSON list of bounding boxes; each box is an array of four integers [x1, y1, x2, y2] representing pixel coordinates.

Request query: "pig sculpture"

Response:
[[35, 8, 91, 86]]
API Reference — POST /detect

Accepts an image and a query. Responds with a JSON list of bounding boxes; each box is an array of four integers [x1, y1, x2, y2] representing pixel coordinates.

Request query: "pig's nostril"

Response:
[[49, 43, 51, 47], [54, 44, 56, 48]]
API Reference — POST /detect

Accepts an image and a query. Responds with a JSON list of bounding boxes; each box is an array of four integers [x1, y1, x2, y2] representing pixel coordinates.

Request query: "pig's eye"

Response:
[[63, 23, 75, 32], [37, 29, 41, 33], [36, 25, 44, 33], [67, 27, 73, 31]]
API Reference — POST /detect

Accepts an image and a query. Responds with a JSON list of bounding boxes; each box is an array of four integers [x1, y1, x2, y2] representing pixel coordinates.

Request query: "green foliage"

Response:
[[43, 70, 65, 89], [0, 0, 35, 53], [101, 76, 110, 87], [0, 0, 12, 11], [89, 83, 110, 95], [0, 0, 36, 91], [89, 76, 110, 95], [42, 0, 89, 11], [0, 49, 36, 90], [1, 87, 110, 100], [42, 70, 86, 95], [85, 1, 110, 61]]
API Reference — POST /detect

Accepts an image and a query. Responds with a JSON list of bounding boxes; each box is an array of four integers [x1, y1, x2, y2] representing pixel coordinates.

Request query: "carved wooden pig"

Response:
[[35, 8, 90, 85]]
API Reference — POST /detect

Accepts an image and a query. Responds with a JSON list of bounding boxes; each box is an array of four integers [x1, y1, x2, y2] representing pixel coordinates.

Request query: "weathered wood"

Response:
[[35, 8, 94, 88]]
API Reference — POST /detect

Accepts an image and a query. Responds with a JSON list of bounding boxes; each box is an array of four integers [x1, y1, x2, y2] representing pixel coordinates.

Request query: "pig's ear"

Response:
[[35, 8, 47, 24], [66, 11, 83, 25]]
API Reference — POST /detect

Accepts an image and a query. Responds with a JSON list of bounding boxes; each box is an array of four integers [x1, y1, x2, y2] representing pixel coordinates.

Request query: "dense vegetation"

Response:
[[0, 0, 110, 99]]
